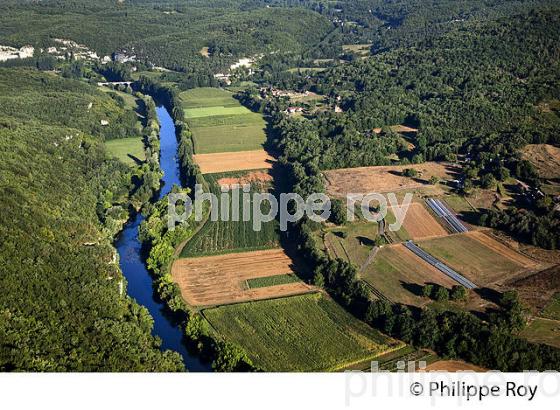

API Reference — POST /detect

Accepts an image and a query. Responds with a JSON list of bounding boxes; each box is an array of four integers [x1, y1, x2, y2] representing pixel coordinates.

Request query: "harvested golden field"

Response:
[[171, 249, 314, 307], [324, 162, 459, 197], [397, 202, 448, 239], [522, 144, 560, 179], [193, 149, 274, 174], [423, 360, 486, 372], [469, 231, 539, 269], [417, 231, 540, 286]]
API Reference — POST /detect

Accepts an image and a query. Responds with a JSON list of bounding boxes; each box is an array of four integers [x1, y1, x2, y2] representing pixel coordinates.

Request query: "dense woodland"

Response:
[[0, 68, 181, 370]]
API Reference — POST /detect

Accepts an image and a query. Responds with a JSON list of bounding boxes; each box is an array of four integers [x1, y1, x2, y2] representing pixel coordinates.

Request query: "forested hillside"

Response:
[[0, 68, 182, 371], [244, 7, 560, 248], [0, 0, 332, 72]]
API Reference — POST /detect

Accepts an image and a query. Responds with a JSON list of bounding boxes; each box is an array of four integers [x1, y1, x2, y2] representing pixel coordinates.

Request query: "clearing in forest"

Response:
[[324, 162, 459, 197], [518, 318, 560, 349], [521, 144, 560, 180], [171, 249, 313, 307], [372, 125, 418, 134], [104, 137, 145, 166], [202, 293, 402, 371]]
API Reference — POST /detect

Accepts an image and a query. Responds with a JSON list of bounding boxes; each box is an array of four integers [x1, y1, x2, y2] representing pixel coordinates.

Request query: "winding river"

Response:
[[115, 106, 209, 372]]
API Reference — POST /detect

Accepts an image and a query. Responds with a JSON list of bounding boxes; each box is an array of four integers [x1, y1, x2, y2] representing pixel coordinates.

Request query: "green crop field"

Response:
[[191, 123, 266, 154], [185, 106, 251, 118], [104, 137, 145, 166], [246, 274, 300, 289], [188, 113, 264, 128], [180, 171, 279, 257], [180, 87, 267, 153], [180, 87, 242, 108], [203, 293, 399, 371]]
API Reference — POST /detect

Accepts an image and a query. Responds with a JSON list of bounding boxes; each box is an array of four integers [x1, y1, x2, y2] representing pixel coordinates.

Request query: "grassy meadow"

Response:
[[519, 318, 560, 349], [203, 293, 399, 371], [246, 274, 300, 289], [104, 137, 145, 166], [180, 87, 267, 154]]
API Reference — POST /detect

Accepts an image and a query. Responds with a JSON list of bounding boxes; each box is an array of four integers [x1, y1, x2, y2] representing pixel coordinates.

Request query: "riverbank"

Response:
[[116, 106, 210, 371]]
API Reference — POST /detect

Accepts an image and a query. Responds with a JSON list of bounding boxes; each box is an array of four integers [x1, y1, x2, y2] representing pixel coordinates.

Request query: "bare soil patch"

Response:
[[193, 149, 275, 174], [199, 46, 210, 57], [423, 360, 486, 372], [324, 162, 459, 197], [217, 170, 273, 187], [372, 125, 418, 134], [171, 249, 314, 307], [522, 144, 560, 180]]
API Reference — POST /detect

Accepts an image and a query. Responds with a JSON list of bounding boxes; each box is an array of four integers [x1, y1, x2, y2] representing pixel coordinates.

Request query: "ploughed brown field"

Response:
[[216, 170, 273, 187], [171, 249, 315, 307], [193, 149, 275, 174], [422, 360, 486, 372], [323, 162, 459, 197], [396, 202, 448, 239]]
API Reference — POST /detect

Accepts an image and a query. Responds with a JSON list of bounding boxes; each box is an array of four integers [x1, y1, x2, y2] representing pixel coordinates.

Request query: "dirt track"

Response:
[[171, 249, 314, 307], [324, 162, 459, 197], [193, 149, 275, 174]]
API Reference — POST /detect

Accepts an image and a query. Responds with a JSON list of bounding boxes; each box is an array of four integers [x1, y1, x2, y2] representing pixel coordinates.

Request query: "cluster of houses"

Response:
[[258, 87, 314, 100]]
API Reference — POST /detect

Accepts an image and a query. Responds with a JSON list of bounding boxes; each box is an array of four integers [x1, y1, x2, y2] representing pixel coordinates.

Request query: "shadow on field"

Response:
[[459, 210, 481, 225], [474, 287, 503, 305]]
